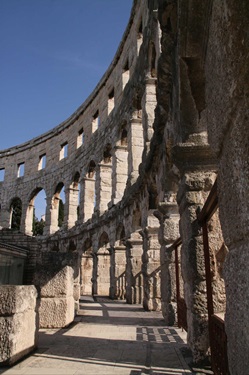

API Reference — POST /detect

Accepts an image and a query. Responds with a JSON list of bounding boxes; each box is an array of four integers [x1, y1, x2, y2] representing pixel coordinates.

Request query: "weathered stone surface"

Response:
[[0, 285, 38, 365], [38, 267, 74, 298], [39, 296, 75, 328], [0, 0, 248, 372]]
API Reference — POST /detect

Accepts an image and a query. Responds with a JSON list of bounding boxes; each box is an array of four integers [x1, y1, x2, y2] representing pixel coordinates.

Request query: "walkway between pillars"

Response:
[[0, 297, 193, 375]]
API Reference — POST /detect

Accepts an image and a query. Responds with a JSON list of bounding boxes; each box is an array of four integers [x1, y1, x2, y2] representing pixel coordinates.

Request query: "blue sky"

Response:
[[0, 0, 133, 220], [0, 0, 133, 150]]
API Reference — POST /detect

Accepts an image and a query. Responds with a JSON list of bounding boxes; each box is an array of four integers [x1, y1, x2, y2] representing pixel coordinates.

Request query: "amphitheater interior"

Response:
[[0, 0, 248, 373]]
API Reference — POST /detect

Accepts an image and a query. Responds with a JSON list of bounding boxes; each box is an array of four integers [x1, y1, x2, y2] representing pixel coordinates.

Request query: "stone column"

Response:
[[64, 186, 79, 229], [142, 77, 157, 155], [45, 195, 60, 235], [24, 203, 34, 236], [82, 177, 95, 221], [125, 232, 143, 304], [141, 212, 161, 311], [80, 251, 93, 296], [111, 145, 128, 205], [111, 245, 126, 300], [95, 163, 112, 215], [173, 142, 217, 362], [97, 248, 111, 296], [127, 118, 143, 185], [155, 197, 179, 325]]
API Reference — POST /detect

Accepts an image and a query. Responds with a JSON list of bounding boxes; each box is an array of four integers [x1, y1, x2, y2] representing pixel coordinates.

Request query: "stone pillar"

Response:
[[142, 77, 157, 155], [0, 286, 38, 365], [97, 248, 111, 296], [82, 177, 95, 221], [125, 232, 143, 304], [111, 146, 128, 205], [111, 245, 126, 300], [80, 251, 93, 296], [24, 203, 34, 236], [95, 163, 112, 215], [155, 197, 180, 325], [127, 118, 143, 185], [45, 195, 60, 235], [34, 253, 78, 328], [174, 142, 217, 362], [141, 212, 161, 311], [64, 186, 79, 229]]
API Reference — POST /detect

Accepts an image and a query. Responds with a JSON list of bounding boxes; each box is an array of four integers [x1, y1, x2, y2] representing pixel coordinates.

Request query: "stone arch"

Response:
[[9, 197, 22, 230], [81, 238, 93, 296], [25, 187, 47, 236], [96, 231, 111, 296]]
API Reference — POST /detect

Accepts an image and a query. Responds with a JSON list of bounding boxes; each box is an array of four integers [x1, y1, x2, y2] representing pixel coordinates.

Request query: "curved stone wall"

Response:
[[0, 1, 158, 235], [0, 0, 163, 310], [1, 0, 248, 371]]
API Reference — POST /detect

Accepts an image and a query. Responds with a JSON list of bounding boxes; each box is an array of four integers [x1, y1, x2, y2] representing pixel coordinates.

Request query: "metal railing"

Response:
[[171, 237, 188, 331], [198, 179, 230, 375]]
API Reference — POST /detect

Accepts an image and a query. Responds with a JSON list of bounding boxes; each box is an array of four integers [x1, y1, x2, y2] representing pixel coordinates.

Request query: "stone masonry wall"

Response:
[[0, 0, 248, 372], [0, 285, 38, 365]]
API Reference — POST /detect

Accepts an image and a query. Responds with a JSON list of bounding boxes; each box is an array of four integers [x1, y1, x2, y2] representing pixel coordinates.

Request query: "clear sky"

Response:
[[0, 0, 133, 150]]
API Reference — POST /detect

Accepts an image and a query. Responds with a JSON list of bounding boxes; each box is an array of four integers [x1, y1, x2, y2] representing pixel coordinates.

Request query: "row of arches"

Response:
[[7, 127, 132, 235]]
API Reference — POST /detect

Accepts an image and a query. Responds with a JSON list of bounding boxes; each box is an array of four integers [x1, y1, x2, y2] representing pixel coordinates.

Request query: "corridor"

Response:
[[0, 297, 193, 375]]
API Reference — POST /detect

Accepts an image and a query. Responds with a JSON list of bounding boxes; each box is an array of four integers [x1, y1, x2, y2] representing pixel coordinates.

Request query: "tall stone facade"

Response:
[[0, 0, 248, 373]]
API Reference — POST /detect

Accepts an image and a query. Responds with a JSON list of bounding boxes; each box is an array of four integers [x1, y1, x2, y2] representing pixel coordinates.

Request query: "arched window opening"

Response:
[[103, 144, 112, 164], [10, 197, 22, 230], [122, 59, 130, 89], [38, 154, 46, 170], [108, 88, 115, 115], [0, 168, 5, 182], [121, 128, 128, 146], [88, 161, 96, 179], [32, 189, 46, 236], [92, 111, 100, 133], [60, 143, 68, 160], [77, 128, 84, 148]]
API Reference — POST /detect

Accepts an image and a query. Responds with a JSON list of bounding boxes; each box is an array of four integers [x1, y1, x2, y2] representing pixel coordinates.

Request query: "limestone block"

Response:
[[39, 296, 75, 328], [0, 285, 37, 316], [0, 285, 38, 365], [38, 266, 74, 298]]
